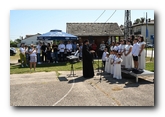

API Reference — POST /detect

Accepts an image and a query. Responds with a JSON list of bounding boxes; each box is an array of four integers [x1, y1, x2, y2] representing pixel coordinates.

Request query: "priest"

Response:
[[82, 39, 94, 78]]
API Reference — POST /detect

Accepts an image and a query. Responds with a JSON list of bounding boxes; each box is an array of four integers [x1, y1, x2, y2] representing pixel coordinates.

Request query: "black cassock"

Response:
[[82, 44, 94, 78]]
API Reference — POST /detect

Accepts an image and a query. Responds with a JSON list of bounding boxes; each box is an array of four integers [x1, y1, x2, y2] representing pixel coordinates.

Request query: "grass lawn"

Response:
[[145, 47, 154, 51], [10, 49, 154, 74], [10, 61, 101, 74]]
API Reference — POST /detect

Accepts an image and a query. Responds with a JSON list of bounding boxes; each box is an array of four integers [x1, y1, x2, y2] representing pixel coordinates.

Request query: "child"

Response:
[[111, 50, 117, 76], [108, 50, 114, 74], [101, 48, 107, 68], [113, 42, 120, 52], [105, 52, 110, 73], [113, 53, 123, 79]]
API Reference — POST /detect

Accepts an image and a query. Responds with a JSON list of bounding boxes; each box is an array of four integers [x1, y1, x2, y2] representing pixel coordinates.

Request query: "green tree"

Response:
[[14, 39, 21, 43], [140, 17, 145, 23]]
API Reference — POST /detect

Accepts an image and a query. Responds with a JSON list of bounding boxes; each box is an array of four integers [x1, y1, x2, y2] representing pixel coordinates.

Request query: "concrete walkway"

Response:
[[10, 70, 154, 106]]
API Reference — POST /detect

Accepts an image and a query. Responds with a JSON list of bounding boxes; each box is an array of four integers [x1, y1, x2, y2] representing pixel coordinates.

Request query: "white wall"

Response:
[[141, 25, 154, 43], [21, 35, 53, 46]]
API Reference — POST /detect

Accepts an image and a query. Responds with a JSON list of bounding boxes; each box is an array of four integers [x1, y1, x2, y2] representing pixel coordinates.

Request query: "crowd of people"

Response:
[[19, 35, 146, 76], [102, 35, 146, 79], [19, 40, 83, 71]]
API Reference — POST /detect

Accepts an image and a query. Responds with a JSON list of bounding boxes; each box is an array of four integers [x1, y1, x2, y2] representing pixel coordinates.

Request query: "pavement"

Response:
[[10, 69, 154, 106]]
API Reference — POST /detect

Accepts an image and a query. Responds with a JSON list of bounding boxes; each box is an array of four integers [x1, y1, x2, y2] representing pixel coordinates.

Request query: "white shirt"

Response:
[[20, 47, 25, 54], [114, 46, 119, 51], [66, 44, 73, 52], [29, 49, 37, 56], [110, 46, 114, 51], [100, 44, 106, 51], [138, 41, 146, 51], [58, 44, 65, 52], [118, 44, 125, 53], [36, 45, 41, 53], [114, 57, 122, 64], [132, 42, 140, 56], [102, 51, 107, 61], [125, 45, 132, 55]]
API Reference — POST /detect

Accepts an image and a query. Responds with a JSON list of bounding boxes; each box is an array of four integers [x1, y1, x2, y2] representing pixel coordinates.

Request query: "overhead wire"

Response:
[[94, 10, 106, 22], [105, 10, 117, 23]]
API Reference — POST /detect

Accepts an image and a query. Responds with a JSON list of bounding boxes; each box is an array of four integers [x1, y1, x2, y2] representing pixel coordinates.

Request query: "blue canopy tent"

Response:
[[37, 29, 78, 41]]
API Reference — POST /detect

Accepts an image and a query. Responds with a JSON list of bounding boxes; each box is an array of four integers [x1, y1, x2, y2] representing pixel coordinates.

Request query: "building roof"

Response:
[[66, 23, 124, 36], [24, 33, 41, 39], [132, 22, 154, 27]]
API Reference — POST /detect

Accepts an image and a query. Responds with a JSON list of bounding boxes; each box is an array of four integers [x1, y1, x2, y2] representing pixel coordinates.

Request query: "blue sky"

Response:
[[10, 10, 154, 41]]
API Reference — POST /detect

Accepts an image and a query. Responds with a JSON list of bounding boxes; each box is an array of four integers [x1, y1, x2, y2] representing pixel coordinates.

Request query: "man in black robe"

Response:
[[82, 39, 94, 78]]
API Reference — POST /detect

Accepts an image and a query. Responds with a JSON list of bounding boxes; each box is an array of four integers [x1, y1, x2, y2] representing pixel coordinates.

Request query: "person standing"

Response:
[[124, 40, 133, 69], [36, 42, 41, 64], [109, 50, 114, 74], [41, 42, 47, 63], [113, 53, 123, 79], [82, 39, 94, 78], [25, 45, 30, 65], [101, 48, 108, 68], [52, 42, 59, 63], [58, 41, 65, 62], [66, 41, 73, 56], [91, 40, 98, 58], [118, 40, 126, 67], [72, 41, 77, 52], [29, 44, 37, 71], [99, 41, 106, 59], [132, 38, 140, 71], [138, 35, 146, 70], [46, 43, 52, 63], [104, 52, 110, 73], [79, 43, 83, 61], [110, 42, 115, 51], [113, 42, 120, 52], [19, 43, 28, 67]]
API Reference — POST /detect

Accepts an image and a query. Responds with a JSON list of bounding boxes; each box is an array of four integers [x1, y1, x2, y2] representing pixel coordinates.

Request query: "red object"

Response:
[[91, 43, 97, 51]]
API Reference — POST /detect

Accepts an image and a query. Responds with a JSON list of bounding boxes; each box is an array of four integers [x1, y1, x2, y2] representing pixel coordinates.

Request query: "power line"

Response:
[[105, 10, 117, 23], [94, 10, 106, 22]]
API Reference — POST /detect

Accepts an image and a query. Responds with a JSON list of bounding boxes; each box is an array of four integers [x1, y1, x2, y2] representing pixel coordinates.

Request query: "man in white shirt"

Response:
[[66, 41, 72, 56], [132, 38, 140, 70], [58, 41, 65, 62]]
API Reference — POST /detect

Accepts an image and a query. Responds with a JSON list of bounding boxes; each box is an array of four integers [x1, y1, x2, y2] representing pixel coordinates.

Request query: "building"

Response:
[[21, 33, 53, 46], [131, 20, 154, 43], [66, 23, 124, 46]]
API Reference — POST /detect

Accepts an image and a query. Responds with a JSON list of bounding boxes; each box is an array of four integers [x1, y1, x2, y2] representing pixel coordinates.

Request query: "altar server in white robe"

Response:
[[108, 50, 114, 74], [113, 53, 123, 79], [118, 40, 126, 67], [105, 52, 110, 73], [111, 50, 117, 75], [110, 50, 115, 75], [124, 40, 133, 69], [138, 35, 146, 70]]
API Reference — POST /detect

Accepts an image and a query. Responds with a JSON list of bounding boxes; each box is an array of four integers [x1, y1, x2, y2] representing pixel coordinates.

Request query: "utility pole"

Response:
[[146, 12, 148, 57], [124, 10, 131, 40]]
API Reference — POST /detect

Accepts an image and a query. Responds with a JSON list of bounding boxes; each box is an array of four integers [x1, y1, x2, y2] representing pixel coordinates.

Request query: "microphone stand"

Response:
[[100, 59, 103, 83]]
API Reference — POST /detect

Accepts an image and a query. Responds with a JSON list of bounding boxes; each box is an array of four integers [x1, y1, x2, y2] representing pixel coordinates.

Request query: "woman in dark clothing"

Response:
[[46, 43, 52, 63], [82, 39, 94, 78]]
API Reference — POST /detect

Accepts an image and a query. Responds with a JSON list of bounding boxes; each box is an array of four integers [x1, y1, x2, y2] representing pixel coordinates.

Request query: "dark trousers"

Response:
[[59, 52, 64, 62], [42, 52, 47, 62], [102, 60, 106, 68], [67, 52, 71, 56], [54, 52, 58, 62]]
